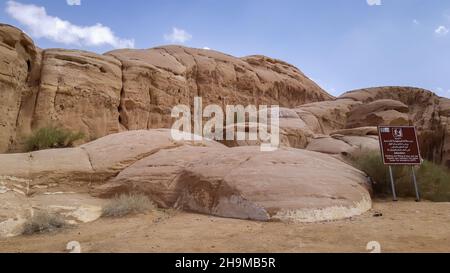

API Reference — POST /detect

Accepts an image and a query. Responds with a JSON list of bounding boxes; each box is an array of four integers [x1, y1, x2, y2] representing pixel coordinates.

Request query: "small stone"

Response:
[[373, 212, 383, 217]]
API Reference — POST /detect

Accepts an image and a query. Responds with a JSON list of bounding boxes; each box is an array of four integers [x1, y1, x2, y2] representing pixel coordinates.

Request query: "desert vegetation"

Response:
[[102, 194, 156, 217], [25, 126, 84, 152], [349, 150, 450, 202], [22, 211, 67, 235]]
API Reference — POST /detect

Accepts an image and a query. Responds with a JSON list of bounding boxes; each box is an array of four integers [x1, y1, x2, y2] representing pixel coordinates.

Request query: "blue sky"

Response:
[[1, 0, 449, 98]]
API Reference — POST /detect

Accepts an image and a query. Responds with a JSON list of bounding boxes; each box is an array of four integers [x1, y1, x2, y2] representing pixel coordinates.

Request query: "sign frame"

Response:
[[378, 125, 422, 166], [377, 125, 422, 202]]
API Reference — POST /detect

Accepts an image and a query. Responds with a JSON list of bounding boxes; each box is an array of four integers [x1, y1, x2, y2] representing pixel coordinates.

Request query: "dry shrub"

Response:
[[23, 211, 67, 235], [102, 193, 156, 217]]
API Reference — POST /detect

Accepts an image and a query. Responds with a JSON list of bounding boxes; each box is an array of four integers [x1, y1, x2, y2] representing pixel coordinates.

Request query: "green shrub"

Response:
[[102, 194, 156, 218], [25, 126, 84, 152], [411, 161, 450, 202], [349, 150, 450, 202], [22, 211, 67, 235]]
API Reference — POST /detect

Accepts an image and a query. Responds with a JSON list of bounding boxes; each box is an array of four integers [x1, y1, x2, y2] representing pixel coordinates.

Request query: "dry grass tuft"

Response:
[[102, 193, 156, 217]]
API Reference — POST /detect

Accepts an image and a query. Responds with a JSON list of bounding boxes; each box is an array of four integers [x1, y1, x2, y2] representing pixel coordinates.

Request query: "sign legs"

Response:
[[411, 166, 421, 202], [388, 166, 398, 201]]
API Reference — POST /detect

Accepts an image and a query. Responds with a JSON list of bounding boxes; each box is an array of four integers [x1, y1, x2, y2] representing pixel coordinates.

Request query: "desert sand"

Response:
[[1, 199, 449, 253]]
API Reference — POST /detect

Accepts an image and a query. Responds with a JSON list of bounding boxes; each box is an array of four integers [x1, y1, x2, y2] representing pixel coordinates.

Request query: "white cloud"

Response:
[[435, 87, 450, 97], [366, 0, 381, 6], [435, 25, 449, 36], [413, 19, 420, 25], [66, 0, 81, 6], [203, 47, 210, 50], [164, 27, 192, 44], [5, 1, 134, 48]]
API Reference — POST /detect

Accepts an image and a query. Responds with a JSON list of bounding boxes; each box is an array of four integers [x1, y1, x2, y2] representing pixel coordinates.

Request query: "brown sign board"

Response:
[[378, 126, 422, 165]]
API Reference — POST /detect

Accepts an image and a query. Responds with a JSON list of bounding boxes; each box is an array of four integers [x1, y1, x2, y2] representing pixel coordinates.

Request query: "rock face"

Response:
[[0, 130, 372, 223], [346, 99, 410, 128], [1, 24, 448, 167], [2, 25, 449, 228], [340, 87, 450, 167], [0, 24, 332, 152], [32, 49, 123, 142], [107, 47, 333, 130], [0, 24, 40, 152], [0, 130, 223, 194], [294, 99, 362, 134], [95, 145, 371, 223]]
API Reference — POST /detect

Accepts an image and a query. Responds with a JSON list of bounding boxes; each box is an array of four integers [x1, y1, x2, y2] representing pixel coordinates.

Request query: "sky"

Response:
[[1, 0, 449, 98]]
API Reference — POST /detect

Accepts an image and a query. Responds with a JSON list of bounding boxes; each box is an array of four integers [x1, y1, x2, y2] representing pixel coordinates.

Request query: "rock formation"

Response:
[[0, 24, 332, 152], [0, 130, 372, 224], [340, 87, 450, 167], [1, 24, 448, 167], [1, 24, 450, 231], [0, 24, 40, 152]]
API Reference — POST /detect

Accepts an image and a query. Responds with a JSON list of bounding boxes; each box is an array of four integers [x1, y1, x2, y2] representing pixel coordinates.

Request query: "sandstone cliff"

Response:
[[0, 24, 449, 167], [0, 24, 332, 152]]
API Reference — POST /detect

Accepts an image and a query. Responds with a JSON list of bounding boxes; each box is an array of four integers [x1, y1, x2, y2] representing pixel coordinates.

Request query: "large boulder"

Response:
[[306, 136, 356, 155], [221, 108, 315, 149], [0, 130, 223, 195], [306, 133, 379, 157], [94, 146, 372, 223], [346, 99, 410, 128], [294, 99, 361, 134], [0, 129, 372, 223], [331, 127, 378, 136]]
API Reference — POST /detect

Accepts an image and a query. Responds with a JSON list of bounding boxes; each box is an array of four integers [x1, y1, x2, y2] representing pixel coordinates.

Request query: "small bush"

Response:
[[411, 161, 450, 202], [349, 150, 450, 201], [102, 194, 156, 217], [22, 211, 66, 235], [25, 126, 84, 152]]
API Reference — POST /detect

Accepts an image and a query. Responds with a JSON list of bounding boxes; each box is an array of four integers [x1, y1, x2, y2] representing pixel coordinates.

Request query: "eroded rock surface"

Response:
[[0, 24, 332, 152], [0, 130, 223, 194], [94, 145, 371, 223], [0, 130, 372, 224], [341, 87, 450, 167]]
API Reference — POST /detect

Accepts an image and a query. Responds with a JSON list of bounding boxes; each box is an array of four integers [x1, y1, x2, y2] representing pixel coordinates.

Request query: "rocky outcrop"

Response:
[[0, 130, 223, 195], [306, 135, 379, 157], [0, 24, 449, 167], [340, 87, 450, 167], [346, 99, 410, 128], [106, 47, 333, 130], [32, 49, 123, 142], [0, 24, 332, 153], [294, 99, 361, 134], [0, 130, 372, 223], [95, 145, 371, 223], [265, 88, 449, 167], [0, 24, 40, 152], [221, 108, 315, 149]]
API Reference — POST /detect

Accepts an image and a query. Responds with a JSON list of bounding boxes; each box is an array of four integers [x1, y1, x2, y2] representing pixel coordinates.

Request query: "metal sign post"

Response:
[[411, 166, 420, 202], [388, 166, 398, 201], [378, 126, 422, 202]]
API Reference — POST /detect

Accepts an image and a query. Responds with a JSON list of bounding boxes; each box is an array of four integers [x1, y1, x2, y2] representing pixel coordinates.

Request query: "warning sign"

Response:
[[378, 126, 422, 165]]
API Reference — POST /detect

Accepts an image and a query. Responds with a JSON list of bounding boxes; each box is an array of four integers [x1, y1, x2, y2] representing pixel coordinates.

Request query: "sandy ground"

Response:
[[0, 199, 449, 253]]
